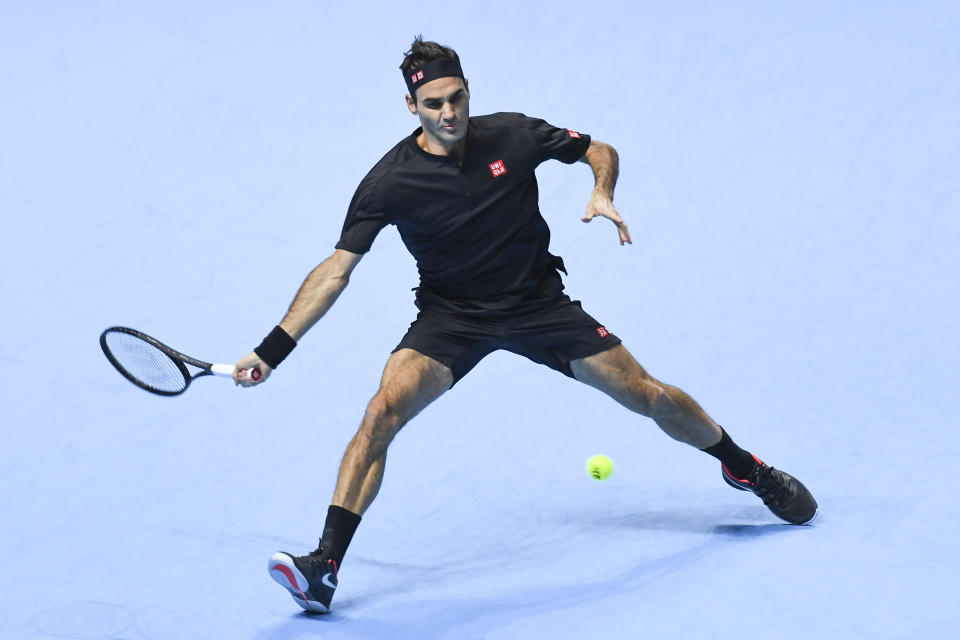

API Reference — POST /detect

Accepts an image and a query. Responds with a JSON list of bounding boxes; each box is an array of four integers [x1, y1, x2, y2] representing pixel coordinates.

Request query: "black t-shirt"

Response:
[[335, 112, 591, 312]]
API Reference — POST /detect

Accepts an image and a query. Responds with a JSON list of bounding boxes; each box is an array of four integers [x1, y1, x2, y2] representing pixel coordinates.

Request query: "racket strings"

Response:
[[103, 331, 188, 393]]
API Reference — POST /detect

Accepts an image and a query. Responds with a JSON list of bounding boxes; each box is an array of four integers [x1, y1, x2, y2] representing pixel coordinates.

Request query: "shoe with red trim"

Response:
[[268, 547, 338, 613], [722, 455, 818, 525]]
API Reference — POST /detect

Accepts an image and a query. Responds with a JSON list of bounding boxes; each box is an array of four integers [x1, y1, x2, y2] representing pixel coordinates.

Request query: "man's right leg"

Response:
[[333, 347, 454, 514], [269, 348, 453, 613]]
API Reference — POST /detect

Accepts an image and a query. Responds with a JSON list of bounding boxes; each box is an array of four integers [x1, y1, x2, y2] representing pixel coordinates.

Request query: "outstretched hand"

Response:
[[233, 352, 273, 387], [582, 190, 632, 245]]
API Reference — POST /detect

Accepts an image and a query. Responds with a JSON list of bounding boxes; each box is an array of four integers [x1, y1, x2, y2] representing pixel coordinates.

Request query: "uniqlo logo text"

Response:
[[489, 160, 507, 177], [596, 326, 609, 338], [568, 129, 581, 138], [411, 70, 424, 83]]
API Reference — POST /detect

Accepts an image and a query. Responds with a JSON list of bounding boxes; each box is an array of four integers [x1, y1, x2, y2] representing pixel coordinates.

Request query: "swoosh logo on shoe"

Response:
[[321, 573, 337, 589]]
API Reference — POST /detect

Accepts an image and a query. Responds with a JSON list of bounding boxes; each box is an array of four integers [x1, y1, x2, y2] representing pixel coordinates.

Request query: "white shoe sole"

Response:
[[268, 552, 330, 613]]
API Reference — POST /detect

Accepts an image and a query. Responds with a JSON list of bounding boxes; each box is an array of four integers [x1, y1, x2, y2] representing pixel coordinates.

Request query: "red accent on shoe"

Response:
[[272, 563, 308, 602], [722, 463, 752, 484], [723, 454, 766, 483]]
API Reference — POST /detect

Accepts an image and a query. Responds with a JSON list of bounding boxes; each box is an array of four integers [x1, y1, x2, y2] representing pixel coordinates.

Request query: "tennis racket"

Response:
[[100, 326, 261, 396]]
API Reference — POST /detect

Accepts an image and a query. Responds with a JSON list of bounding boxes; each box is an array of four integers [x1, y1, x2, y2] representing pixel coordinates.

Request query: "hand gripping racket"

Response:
[[99, 326, 261, 396]]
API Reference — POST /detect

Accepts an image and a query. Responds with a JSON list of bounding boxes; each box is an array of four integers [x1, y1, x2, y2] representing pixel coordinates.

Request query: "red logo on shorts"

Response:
[[411, 70, 424, 84], [568, 129, 581, 138], [596, 326, 609, 338], [489, 160, 507, 177]]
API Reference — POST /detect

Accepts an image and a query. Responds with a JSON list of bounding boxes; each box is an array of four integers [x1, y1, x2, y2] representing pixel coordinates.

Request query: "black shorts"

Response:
[[393, 294, 621, 386]]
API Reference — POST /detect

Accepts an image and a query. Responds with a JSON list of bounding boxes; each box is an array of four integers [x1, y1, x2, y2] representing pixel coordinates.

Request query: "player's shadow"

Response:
[[254, 611, 342, 640], [256, 607, 439, 640], [254, 508, 808, 639], [712, 522, 793, 537], [593, 506, 799, 536], [255, 515, 794, 640]]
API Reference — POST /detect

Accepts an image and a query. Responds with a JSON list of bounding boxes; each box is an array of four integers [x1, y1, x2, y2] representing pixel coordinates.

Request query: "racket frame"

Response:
[[99, 326, 232, 396]]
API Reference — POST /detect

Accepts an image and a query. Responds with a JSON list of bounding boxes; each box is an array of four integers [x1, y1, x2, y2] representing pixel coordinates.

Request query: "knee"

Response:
[[633, 379, 675, 418], [357, 394, 401, 452]]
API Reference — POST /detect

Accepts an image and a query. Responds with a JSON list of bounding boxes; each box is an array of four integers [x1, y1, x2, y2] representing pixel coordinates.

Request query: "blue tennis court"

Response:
[[2, 2, 958, 638]]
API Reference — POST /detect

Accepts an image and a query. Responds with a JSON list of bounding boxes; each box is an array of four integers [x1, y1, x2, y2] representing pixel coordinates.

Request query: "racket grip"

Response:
[[211, 364, 261, 381]]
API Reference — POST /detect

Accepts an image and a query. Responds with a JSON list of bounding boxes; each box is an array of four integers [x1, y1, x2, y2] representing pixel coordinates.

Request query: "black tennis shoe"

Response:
[[722, 455, 818, 525], [268, 547, 338, 613]]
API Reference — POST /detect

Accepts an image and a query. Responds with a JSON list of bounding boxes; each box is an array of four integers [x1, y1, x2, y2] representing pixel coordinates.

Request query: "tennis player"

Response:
[[234, 37, 817, 614]]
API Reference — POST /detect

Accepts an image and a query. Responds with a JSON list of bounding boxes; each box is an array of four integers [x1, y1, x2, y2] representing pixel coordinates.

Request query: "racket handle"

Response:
[[211, 364, 262, 381]]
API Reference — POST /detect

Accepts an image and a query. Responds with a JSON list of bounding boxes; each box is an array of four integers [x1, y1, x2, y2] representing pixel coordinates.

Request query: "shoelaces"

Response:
[[754, 467, 792, 506]]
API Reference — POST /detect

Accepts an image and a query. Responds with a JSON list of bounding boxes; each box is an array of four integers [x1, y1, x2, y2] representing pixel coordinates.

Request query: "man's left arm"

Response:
[[579, 140, 632, 245]]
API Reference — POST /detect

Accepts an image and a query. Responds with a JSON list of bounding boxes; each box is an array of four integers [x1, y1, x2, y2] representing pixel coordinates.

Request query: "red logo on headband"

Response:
[[568, 129, 581, 138], [411, 70, 424, 84], [489, 160, 507, 177]]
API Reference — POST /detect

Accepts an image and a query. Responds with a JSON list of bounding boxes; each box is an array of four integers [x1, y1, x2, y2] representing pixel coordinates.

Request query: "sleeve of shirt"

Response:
[[335, 173, 390, 254], [522, 114, 592, 165]]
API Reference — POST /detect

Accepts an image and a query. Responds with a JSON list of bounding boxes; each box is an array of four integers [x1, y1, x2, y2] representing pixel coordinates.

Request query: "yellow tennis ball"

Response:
[[586, 454, 614, 480]]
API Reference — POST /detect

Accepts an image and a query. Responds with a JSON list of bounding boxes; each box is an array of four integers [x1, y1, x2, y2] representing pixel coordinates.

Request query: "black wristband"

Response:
[[254, 325, 297, 369]]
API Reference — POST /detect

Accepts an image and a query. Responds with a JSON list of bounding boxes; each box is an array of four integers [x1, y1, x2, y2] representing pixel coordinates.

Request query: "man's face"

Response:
[[406, 76, 470, 148]]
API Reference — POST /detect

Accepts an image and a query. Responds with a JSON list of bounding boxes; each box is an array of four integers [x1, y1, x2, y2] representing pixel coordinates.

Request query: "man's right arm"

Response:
[[233, 248, 363, 386]]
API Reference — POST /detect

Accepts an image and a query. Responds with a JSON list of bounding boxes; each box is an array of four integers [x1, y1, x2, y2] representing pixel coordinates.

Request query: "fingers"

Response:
[[584, 205, 632, 245], [236, 369, 262, 387], [233, 353, 271, 387]]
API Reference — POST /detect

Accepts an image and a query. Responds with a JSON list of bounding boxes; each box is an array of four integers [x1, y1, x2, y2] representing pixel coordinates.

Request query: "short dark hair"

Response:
[[399, 36, 460, 77]]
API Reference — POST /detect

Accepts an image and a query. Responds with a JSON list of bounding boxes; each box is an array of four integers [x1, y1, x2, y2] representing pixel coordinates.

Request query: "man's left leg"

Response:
[[571, 343, 723, 449], [571, 344, 817, 524]]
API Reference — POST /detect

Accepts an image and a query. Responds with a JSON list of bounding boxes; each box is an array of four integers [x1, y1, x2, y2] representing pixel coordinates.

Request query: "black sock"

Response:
[[319, 505, 362, 568], [701, 427, 756, 479]]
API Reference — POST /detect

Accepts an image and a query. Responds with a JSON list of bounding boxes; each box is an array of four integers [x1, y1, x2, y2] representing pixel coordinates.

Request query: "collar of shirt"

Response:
[[406, 122, 478, 167]]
